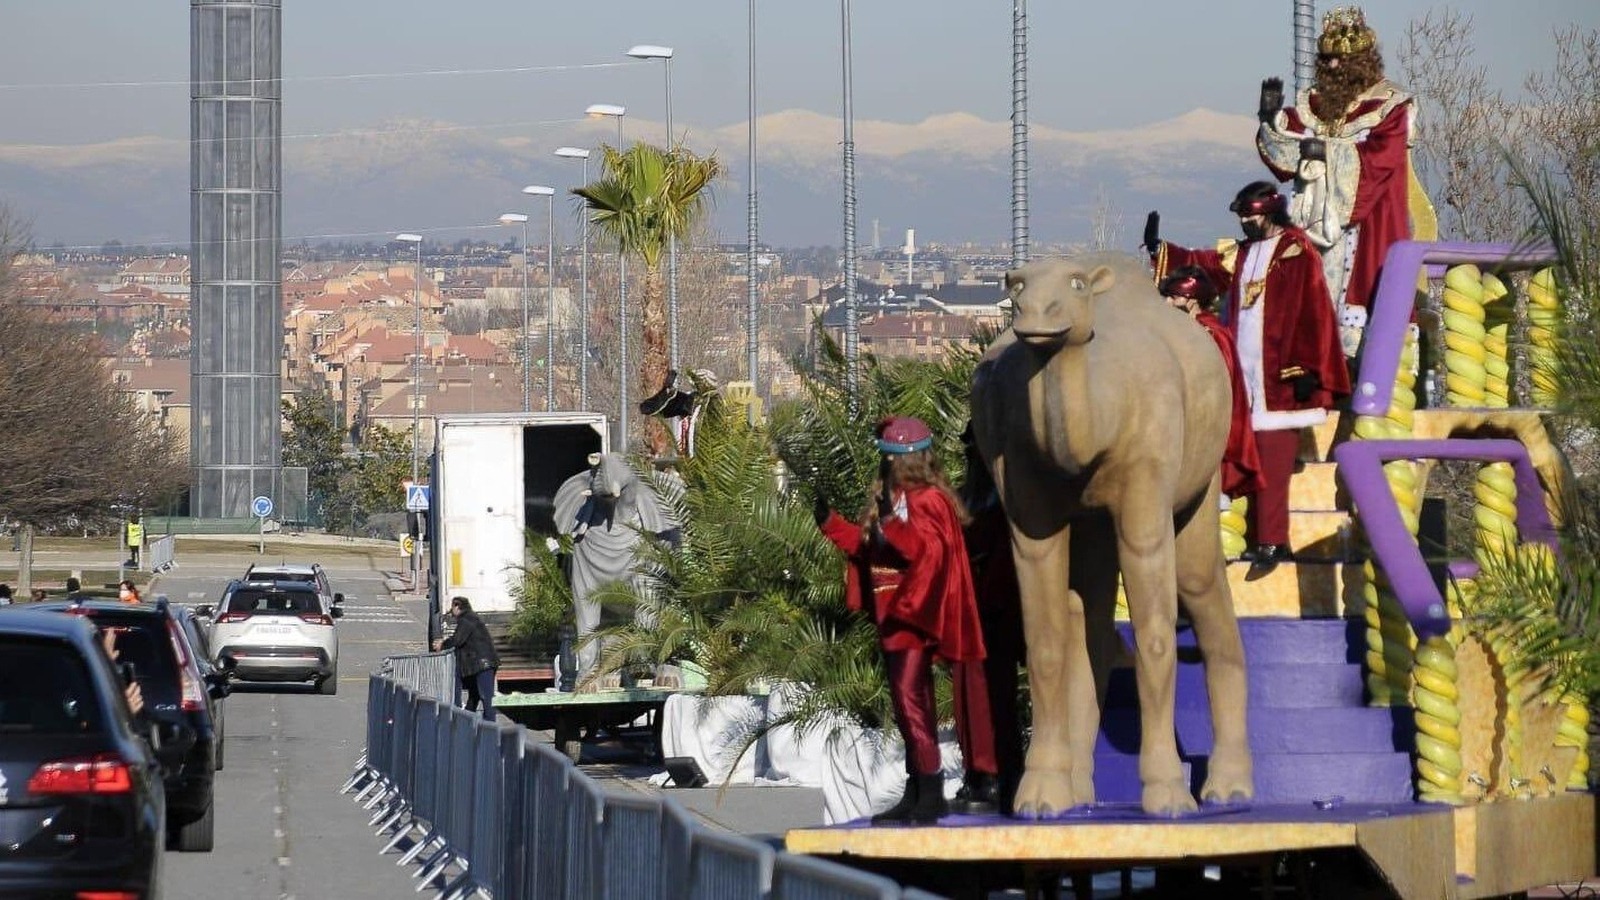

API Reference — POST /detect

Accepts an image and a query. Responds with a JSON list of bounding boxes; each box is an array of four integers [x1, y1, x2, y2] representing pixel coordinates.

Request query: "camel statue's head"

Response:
[[1006, 259, 1115, 349]]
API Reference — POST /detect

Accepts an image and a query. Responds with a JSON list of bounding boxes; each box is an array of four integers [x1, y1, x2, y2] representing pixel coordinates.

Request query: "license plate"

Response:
[[257, 625, 291, 635]]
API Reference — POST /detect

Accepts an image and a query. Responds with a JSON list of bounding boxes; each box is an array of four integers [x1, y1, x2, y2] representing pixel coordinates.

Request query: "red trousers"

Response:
[[884, 646, 998, 777], [1249, 428, 1301, 547]]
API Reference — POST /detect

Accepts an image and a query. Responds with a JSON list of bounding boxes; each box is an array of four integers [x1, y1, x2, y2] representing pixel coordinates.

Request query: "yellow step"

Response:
[[1221, 559, 1368, 618], [1295, 412, 1352, 463], [1288, 461, 1343, 512], [1289, 510, 1356, 561]]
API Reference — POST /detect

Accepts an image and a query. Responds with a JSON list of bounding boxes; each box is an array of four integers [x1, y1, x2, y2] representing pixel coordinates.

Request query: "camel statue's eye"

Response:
[[1071, 276, 1086, 291]]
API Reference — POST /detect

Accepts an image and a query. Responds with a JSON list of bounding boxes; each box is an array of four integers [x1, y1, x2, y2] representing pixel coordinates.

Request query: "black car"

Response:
[[34, 597, 229, 852], [0, 609, 166, 897], [171, 602, 228, 771]]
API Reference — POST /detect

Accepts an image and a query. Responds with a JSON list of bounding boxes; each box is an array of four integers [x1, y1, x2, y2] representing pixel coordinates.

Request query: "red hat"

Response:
[[1159, 268, 1219, 304], [875, 416, 934, 454]]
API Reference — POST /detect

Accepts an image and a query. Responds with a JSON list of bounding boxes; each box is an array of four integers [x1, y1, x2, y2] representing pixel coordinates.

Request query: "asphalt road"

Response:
[[151, 550, 426, 900]]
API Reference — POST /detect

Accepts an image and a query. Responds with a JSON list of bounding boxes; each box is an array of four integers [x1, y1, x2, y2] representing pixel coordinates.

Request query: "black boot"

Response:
[[1245, 543, 1292, 581], [872, 776, 920, 824], [908, 773, 949, 824], [951, 771, 999, 815]]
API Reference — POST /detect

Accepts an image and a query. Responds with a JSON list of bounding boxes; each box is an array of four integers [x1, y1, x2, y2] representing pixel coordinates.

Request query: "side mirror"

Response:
[[218, 656, 238, 672], [194, 604, 213, 619], [118, 661, 139, 687], [333, 593, 344, 604], [205, 674, 232, 700], [331, 606, 344, 619]]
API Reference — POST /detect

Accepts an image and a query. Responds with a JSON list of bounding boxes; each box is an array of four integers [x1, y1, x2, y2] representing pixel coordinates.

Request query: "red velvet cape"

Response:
[[1156, 228, 1351, 413], [1196, 311, 1265, 497]]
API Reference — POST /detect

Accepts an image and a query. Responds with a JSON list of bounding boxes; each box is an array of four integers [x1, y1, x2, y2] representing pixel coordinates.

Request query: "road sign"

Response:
[[251, 495, 274, 518], [405, 484, 431, 513], [400, 535, 415, 558]]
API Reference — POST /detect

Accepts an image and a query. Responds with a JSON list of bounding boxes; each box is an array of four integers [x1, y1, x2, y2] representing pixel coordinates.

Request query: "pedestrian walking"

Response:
[[117, 580, 143, 604], [0, 584, 12, 606]]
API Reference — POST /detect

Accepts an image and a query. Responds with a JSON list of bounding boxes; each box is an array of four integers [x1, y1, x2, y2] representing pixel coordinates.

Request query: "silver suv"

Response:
[[201, 580, 343, 695], [241, 563, 344, 612]]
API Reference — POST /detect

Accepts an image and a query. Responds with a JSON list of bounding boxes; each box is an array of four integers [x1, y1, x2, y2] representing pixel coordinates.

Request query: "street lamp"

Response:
[[555, 146, 591, 410], [497, 213, 532, 411], [523, 185, 557, 411], [626, 44, 680, 373], [585, 103, 629, 446], [746, 4, 760, 395], [394, 233, 424, 483], [840, 1, 860, 407]]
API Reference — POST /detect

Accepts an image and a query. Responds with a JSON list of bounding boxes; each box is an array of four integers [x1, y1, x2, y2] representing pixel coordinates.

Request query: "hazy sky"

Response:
[[0, 0, 1592, 147]]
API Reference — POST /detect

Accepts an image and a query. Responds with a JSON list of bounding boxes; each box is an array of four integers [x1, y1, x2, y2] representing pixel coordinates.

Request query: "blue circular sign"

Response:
[[251, 495, 274, 518]]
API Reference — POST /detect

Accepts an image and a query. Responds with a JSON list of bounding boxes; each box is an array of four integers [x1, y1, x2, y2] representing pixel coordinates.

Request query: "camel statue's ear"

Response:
[[1088, 265, 1115, 296]]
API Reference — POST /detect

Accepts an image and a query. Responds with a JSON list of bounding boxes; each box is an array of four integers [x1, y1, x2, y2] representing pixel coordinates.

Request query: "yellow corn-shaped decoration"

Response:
[[1441, 265, 1488, 407], [1220, 495, 1248, 561], [1473, 462, 1518, 567], [1557, 696, 1591, 790], [1481, 271, 1514, 408], [1413, 635, 1465, 804], [1527, 267, 1561, 407], [1354, 327, 1421, 705]]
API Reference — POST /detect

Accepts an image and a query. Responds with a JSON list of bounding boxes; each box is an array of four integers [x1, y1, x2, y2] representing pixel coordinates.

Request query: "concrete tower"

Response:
[[190, 0, 282, 517]]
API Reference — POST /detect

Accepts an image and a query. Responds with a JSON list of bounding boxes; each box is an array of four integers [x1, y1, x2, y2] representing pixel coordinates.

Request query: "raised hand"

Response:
[[1258, 77, 1285, 122], [1142, 211, 1161, 254]]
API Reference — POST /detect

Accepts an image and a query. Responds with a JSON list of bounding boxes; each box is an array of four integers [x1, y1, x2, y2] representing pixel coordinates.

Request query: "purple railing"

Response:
[[1334, 438, 1558, 639], [1350, 240, 1560, 417]]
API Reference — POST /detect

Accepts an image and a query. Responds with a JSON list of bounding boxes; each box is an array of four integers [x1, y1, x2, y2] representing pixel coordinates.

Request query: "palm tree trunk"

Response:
[[639, 264, 672, 456]]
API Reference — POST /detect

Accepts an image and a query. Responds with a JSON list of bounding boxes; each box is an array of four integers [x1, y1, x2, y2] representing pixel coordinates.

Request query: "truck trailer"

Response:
[[426, 412, 608, 672]]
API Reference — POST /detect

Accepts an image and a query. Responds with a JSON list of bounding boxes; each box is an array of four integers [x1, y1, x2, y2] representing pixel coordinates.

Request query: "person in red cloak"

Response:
[[814, 416, 995, 823], [1158, 266, 1264, 501], [1255, 5, 1421, 359], [1145, 183, 1349, 578]]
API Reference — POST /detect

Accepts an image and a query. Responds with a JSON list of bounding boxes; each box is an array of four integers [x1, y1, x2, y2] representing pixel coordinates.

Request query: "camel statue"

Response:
[[970, 254, 1253, 818]]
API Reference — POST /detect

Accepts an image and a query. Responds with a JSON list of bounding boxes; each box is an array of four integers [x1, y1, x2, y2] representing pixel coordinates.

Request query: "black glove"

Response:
[[1258, 77, 1284, 123], [1299, 137, 1327, 162], [1292, 372, 1320, 403], [811, 489, 830, 527], [1142, 211, 1161, 254]]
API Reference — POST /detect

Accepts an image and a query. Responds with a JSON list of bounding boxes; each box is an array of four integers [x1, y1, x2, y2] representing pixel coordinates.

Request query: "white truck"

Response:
[[426, 412, 608, 664]]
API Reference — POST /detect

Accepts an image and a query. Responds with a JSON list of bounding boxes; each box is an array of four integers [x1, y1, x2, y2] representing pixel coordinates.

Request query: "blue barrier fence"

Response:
[[348, 653, 925, 900]]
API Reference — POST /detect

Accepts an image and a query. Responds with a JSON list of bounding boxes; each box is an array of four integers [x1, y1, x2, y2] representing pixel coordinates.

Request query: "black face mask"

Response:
[[1241, 219, 1269, 241]]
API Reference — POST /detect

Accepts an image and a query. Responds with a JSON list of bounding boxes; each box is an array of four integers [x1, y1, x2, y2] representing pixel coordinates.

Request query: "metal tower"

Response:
[[190, 0, 283, 517]]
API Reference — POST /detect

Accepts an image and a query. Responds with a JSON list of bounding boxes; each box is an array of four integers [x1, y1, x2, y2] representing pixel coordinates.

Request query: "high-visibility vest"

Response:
[[126, 522, 144, 547]]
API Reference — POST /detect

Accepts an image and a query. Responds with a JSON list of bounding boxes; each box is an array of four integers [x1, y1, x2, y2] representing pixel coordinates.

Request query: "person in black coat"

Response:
[[431, 596, 501, 720]]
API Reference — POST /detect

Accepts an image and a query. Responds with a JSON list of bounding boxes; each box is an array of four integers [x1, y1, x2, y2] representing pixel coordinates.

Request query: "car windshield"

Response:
[[0, 638, 106, 734], [227, 589, 319, 614]]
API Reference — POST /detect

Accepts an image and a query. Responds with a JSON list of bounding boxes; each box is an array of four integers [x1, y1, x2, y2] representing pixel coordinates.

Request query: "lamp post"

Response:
[[840, 0, 860, 408], [555, 147, 592, 409], [395, 233, 424, 484], [523, 185, 557, 411], [497, 213, 532, 411], [585, 103, 628, 445], [626, 44, 679, 373], [746, 2, 760, 395]]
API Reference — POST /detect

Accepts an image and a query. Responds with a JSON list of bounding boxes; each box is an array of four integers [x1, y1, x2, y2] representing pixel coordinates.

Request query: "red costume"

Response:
[[816, 415, 996, 824], [1156, 224, 1349, 551], [1256, 7, 1426, 357], [1196, 311, 1265, 498]]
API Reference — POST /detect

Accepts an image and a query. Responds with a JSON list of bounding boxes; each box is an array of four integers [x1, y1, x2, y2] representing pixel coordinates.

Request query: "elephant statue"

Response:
[[552, 451, 679, 687], [970, 254, 1253, 818]]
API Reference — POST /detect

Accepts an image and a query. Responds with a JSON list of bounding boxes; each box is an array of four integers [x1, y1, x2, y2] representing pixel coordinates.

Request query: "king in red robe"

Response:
[[1255, 5, 1431, 358]]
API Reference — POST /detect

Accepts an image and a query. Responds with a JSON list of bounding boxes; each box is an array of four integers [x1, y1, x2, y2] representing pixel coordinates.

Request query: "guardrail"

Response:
[[348, 653, 919, 900], [143, 534, 176, 574]]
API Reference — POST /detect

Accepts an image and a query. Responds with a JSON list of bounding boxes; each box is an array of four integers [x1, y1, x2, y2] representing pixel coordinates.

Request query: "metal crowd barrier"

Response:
[[349, 657, 942, 899], [143, 534, 177, 573], [385, 650, 458, 703]]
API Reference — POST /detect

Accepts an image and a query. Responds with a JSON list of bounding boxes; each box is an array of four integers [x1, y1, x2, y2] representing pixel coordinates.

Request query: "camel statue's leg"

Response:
[[1175, 481, 1254, 806], [1113, 474, 1194, 816], [1010, 522, 1097, 817]]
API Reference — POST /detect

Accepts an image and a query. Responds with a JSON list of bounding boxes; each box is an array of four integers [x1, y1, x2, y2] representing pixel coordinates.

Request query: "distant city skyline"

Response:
[[0, 1, 1593, 247]]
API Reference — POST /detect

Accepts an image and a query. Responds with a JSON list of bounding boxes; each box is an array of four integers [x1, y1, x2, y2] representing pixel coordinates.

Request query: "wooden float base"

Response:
[[785, 793, 1594, 899]]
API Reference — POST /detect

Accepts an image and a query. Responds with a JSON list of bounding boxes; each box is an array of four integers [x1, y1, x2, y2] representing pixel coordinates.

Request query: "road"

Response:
[[151, 548, 427, 900]]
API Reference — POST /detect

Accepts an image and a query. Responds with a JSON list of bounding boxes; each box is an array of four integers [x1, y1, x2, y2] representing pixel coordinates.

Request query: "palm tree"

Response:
[[573, 141, 722, 453]]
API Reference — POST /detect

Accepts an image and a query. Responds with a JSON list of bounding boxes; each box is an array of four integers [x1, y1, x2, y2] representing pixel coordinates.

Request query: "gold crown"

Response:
[[1319, 6, 1376, 56]]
